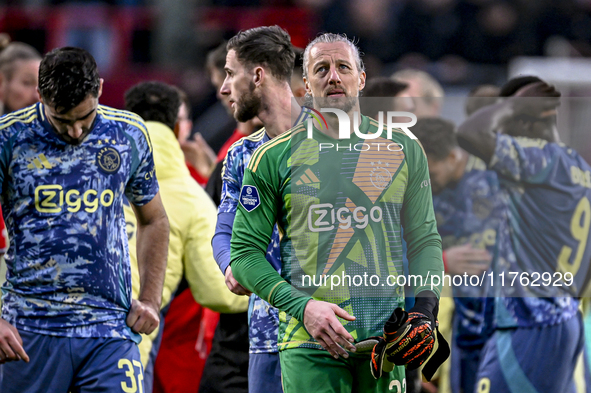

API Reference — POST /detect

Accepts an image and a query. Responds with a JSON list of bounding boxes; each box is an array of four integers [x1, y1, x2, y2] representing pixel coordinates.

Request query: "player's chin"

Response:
[[61, 133, 88, 146], [323, 95, 355, 110]]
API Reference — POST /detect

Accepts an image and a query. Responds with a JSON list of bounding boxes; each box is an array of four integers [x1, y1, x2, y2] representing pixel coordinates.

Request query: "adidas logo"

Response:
[[295, 168, 320, 186], [27, 154, 53, 170]]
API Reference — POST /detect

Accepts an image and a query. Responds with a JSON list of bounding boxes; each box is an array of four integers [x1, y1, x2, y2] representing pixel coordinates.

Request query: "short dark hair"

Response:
[[124, 81, 180, 130], [499, 76, 542, 97], [360, 77, 408, 119], [411, 117, 457, 161], [38, 47, 100, 113], [206, 41, 228, 78], [227, 26, 295, 82]]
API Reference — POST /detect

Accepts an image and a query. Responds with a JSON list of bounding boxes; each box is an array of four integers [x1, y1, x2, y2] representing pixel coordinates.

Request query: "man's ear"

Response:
[[449, 148, 462, 164], [358, 71, 366, 92], [253, 67, 264, 87], [37, 87, 43, 103], [304, 77, 311, 95], [98, 78, 104, 98]]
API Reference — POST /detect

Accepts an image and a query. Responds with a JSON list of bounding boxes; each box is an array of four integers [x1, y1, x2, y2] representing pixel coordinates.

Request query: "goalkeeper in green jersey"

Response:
[[230, 33, 447, 392]]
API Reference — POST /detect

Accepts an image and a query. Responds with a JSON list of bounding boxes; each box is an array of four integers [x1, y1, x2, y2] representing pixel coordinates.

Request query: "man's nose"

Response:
[[68, 123, 83, 139], [328, 66, 341, 84], [220, 77, 231, 96]]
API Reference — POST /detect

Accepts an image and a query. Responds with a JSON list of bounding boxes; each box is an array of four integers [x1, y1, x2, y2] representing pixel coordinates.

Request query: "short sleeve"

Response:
[[219, 146, 243, 214], [125, 123, 159, 205]]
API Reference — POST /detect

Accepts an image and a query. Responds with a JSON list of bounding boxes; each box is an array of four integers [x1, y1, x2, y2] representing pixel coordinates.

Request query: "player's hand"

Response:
[[181, 133, 217, 178], [126, 299, 160, 335], [0, 318, 29, 363], [511, 81, 561, 117], [514, 81, 561, 99], [303, 299, 357, 359], [444, 244, 491, 276], [224, 266, 252, 296]]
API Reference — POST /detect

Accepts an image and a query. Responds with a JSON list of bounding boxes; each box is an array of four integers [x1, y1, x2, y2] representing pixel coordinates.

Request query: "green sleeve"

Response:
[[231, 161, 311, 322], [401, 138, 444, 298]]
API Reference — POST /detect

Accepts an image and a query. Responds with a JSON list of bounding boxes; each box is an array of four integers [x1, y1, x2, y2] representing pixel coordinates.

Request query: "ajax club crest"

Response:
[[370, 161, 393, 190], [97, 147, 121, 173]]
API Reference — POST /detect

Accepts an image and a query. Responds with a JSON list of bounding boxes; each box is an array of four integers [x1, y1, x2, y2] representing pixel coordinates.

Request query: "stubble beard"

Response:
[[235, 81, 261, 123]]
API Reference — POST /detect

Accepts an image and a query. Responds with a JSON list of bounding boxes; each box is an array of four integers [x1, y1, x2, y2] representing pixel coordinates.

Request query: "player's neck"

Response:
[[259, 83, 297, 139], [323, 105, 362, 139], [237, 121, 257, 135]]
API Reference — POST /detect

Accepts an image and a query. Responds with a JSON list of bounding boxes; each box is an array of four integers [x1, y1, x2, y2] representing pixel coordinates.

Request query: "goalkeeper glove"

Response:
[[369, 291, 450, 381]]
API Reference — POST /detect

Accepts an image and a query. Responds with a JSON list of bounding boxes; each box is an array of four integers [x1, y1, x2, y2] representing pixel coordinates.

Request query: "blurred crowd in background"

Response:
[[3, 0, 591, 156], [2, 2, 591, 393]]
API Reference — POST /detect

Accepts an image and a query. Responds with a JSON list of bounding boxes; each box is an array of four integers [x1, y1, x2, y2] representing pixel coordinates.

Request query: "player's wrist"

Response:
[[137, 297, 161, 312], [409, 290, 438, 327]]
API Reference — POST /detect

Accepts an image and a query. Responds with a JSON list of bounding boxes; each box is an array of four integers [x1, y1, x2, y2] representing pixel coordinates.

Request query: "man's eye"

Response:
[[316, 66, 327, 73], [339, 64, 350, 70]]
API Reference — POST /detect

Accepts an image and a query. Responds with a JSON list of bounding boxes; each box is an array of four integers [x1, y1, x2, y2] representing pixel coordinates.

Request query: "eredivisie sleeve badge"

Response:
[[239, 185, 260, 212]]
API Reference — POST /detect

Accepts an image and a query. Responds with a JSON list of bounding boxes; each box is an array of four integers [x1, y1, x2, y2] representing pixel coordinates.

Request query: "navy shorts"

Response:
[[450, 341, 482, 393], [0, 329, 143, 393], [248, 352, 282, 393], [475, 315, 584, 393]]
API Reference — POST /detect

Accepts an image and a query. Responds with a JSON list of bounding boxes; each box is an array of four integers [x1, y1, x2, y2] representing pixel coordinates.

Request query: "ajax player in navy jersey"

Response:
[[458, 76, 589, 393], [0, 47, 169, 393]]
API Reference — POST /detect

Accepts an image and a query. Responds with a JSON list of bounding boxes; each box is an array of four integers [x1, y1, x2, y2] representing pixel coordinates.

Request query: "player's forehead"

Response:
[[45, 94, 97, 120], [225, 49, 245, 73], [308, 42, 356, 67]]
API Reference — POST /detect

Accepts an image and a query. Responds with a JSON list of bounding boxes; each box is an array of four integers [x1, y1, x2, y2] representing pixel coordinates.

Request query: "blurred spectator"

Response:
[[124, 81, 248, 393], [205, 118, 262, 205], [175, 88, 193, 144], [0, 34, 41, 269], [198, 44, 255, 393], [0, 36, 41, 116], [176, 88, 217, 186], [360, 76, 409, 119], [192, 42, 238, 155], [391, 68, 444, 117], [465, 84, 500, 116]]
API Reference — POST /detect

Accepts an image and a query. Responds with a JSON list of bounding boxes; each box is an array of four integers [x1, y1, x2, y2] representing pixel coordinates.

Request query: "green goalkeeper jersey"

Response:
[[231, 114, 443, 350]]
